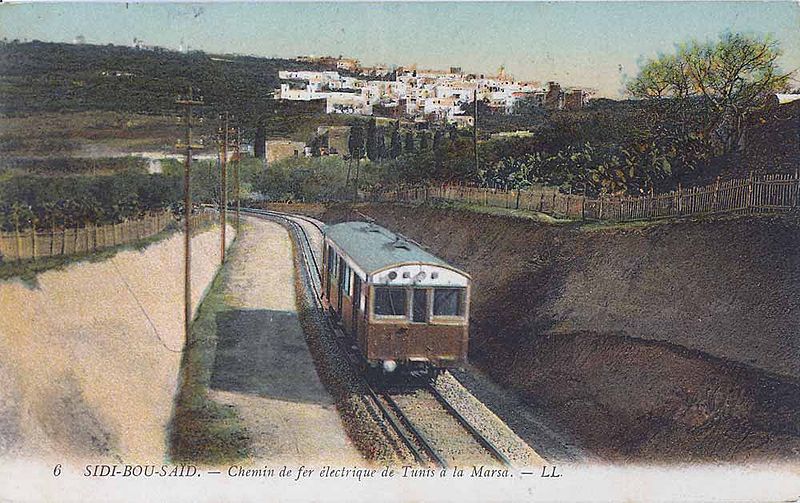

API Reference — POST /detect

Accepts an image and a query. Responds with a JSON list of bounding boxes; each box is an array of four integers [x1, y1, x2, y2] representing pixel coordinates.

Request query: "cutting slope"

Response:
[[321, 203, 800, 462], [0, 226, 233, 464]]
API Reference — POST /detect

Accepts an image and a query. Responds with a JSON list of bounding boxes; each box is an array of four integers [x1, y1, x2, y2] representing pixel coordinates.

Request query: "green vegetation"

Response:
[[0, 40, 357, 144], [0, 34, 794, 209], [403, 198, 569, 225], [169, 233, 249, 464], [366, 33, 794, 197], [251, 156, 383, 201], [0, 156, 266, 233], [0, 156, 148, 176], [0, 170, 182, 232], [627, 32, 790, 155]]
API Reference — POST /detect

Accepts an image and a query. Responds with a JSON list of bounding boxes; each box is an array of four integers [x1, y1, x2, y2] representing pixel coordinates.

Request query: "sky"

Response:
[[1, 1, 799, 97]]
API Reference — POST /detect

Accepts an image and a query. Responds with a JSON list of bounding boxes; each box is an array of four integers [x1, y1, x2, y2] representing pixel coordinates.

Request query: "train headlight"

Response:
[[382, 360, 397, 373]]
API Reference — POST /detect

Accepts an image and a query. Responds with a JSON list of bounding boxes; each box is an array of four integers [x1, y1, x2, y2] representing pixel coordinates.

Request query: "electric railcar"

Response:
[[323, 221, 471, 374]]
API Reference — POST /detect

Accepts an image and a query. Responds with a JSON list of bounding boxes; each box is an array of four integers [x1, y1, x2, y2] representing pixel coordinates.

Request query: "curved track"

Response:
[[240, 207, 512, 469]]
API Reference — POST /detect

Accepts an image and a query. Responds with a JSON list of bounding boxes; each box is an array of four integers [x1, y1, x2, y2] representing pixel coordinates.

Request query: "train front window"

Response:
[[374, 286, 406, 316], [433, 288, 465, 317], [412, 289, 429, 323]]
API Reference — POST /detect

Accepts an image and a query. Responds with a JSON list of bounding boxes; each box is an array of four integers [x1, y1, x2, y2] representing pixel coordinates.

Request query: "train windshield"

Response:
[[433, 288, 465, 317], [374, 286, 407, 316]]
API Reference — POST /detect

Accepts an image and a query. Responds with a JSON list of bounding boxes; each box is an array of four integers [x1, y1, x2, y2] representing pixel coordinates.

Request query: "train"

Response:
[[322, 221, 471, 376]]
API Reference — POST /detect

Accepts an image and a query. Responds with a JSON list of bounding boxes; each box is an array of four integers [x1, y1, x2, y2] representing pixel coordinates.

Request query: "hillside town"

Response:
[[278, 56, 593, 124]]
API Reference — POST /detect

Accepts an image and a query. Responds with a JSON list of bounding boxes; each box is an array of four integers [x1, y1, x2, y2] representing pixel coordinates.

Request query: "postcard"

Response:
[[0, 1, 798, 501]]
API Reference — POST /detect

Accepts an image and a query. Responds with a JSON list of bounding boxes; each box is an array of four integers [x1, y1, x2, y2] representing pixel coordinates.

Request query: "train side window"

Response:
[[338, 262, 349, 294], [353, 276, 362, 311], [433, 288, 465, 317], [374, 286, 407, 316], [328, 248, 338, 276]]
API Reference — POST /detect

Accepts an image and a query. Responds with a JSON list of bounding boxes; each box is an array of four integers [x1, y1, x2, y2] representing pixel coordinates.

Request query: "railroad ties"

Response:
[[240, 207, 513, 469]]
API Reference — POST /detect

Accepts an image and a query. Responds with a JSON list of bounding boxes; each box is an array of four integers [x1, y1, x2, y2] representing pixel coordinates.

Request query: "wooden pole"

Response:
[[219, 111, 228, 264], [235, 127, 241, 233], [176, 88, 204, 345], [473, 89, 479, 180]]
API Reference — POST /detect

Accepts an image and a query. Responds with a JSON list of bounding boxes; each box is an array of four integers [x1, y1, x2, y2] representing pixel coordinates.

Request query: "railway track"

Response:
[[240, 207, 512, 469]]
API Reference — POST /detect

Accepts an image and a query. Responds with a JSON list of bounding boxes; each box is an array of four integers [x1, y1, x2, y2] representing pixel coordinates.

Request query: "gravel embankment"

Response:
[[281, 211, 553, 468], [275, 213, 414, 465]]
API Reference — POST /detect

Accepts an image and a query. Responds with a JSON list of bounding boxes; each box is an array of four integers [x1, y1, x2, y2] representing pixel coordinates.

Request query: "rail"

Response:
[[240, 207, 512, 469]]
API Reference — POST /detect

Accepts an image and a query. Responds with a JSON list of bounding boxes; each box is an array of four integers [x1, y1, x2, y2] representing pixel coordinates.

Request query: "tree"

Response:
[[403, 130, 415, 155], [365, 118, 380, 162], [348, 123, 365, 161], [376, 126, 387, 161], [254, 119, 266, 159], [628, 32, 791, 153], [389, 125, 402, 159], [432, 129, 445, 152], [348, 124, 366, 199], [419, 131, 429, 150]]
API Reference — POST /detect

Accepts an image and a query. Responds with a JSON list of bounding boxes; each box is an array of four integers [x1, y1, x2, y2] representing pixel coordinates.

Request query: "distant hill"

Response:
[[0, 40, 354, 142], [2, 41, 796, 182]]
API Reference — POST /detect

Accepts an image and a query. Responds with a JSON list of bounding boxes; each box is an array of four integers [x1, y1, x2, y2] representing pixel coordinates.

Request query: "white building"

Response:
[[326, 93, 372, 115], [277, 61, 580, 123]]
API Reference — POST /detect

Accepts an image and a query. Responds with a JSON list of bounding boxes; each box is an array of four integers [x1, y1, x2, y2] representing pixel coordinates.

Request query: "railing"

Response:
[[0, 210, 215, 263], [372, 171, 800, 223]]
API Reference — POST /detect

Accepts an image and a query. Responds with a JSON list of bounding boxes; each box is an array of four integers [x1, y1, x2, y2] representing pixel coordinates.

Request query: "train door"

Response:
[[412, 289, 430, 323], [352, 275, 362, 339]]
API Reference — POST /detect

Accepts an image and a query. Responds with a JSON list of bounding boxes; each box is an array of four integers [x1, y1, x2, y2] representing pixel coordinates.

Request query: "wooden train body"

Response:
[[322, 221, 470, 372]]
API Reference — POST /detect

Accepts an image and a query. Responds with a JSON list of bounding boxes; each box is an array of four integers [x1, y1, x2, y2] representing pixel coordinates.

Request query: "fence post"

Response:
[[794, 169, 799, 209], [712, 176, 720, 212], [747, 172, 754, 213], [31, 228, 36, 261], [14, 227, 21, 261]]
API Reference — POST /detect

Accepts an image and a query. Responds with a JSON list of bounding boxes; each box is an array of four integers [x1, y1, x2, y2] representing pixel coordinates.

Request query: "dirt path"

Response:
[[207, 216, 361, 465]]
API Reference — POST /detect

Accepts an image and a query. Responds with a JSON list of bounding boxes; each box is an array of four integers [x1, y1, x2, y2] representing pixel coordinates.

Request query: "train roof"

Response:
[[325, 221, 464, 276]]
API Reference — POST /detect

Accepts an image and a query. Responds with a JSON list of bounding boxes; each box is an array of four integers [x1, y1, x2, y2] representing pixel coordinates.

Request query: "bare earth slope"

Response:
[[0, 226, 232, 464], [320, 204, 800, 462]]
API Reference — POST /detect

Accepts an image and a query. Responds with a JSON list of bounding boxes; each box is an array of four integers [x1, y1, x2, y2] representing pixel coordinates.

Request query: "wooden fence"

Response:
[[373, 171, 800, 223], [0, 210, 215, 263]]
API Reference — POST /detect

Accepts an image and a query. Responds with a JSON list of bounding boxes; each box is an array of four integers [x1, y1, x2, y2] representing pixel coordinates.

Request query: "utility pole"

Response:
[[234, 127, 241, 232], [473, 88, 479, 181], [176, 87, 204, 345], [218, 111, 229, 264]]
